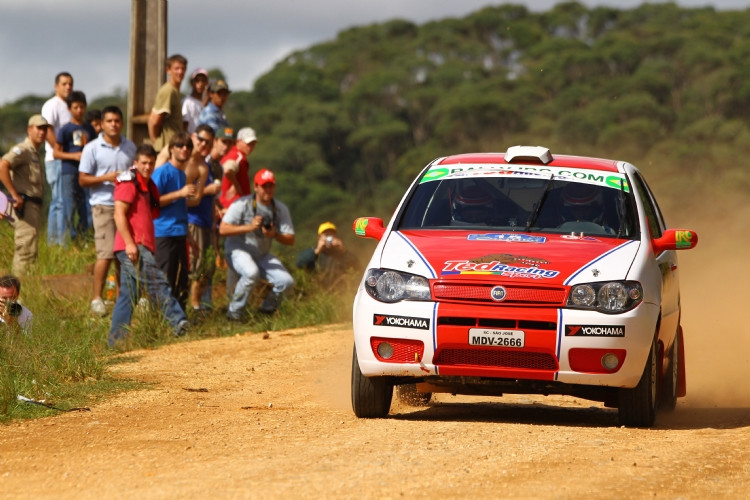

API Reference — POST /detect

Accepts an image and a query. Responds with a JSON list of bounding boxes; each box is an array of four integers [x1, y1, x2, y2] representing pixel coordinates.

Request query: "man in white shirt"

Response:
[[41, 72, 73, 246]]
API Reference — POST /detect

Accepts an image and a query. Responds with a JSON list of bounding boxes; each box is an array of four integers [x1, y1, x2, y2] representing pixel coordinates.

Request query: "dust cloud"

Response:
[[670, 199, 750, 409]]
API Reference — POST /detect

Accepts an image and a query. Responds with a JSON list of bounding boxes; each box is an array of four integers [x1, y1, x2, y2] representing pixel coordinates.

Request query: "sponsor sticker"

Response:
[[467, 233, 546, 243], [373, 314, 430, 330], [565, 325, 625, 337], [354, 218, 368, 236], [442, 259, 560, 279]]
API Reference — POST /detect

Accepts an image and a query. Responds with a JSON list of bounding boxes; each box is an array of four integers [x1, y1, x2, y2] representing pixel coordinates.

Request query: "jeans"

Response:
[[109, 246, 187, 346], [60, 172, 80, 241], [45, 159, 65, 245], [227, 249, 294, 319]]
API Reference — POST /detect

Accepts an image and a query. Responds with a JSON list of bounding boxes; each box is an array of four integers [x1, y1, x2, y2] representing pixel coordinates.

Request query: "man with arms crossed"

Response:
[[79, 106, 137, 316]]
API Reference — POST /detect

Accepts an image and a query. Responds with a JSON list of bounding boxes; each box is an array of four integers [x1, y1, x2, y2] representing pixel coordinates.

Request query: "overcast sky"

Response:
[[1, 0, 746, 105]]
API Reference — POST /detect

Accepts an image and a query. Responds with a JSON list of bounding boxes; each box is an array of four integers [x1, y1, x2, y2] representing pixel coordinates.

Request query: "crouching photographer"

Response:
[[0, 275, 33, 332]]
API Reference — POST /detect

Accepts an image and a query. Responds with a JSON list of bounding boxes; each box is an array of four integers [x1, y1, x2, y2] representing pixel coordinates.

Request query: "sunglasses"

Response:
[[195, 136, 212, 144], [173, 142, 193, 150]]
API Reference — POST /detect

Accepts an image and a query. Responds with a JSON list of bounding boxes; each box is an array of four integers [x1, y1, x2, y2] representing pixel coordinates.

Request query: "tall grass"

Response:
[[0, 221, 357, 420]]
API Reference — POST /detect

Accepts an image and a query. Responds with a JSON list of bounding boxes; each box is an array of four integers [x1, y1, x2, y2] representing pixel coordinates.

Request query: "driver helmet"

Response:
[[452, 185, 493, 223], [562, 182, 603, 221]]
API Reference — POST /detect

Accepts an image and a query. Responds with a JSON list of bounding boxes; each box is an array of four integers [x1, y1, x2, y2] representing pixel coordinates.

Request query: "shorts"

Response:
[[188, 223, 214, 280], [92, 204, 116, 260]]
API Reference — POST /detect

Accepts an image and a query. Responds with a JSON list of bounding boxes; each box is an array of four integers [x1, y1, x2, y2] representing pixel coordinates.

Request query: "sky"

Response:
[[1, 0, 747, 106]]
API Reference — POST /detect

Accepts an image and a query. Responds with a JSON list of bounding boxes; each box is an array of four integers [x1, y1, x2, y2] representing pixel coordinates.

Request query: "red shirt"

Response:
[[113, 170, 161, 253], [218, 145, 250, 208]]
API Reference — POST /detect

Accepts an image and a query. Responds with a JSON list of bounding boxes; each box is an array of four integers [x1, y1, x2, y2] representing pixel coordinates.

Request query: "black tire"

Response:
[[618, 335, 658, 427], [351, 345, 393, 418], [661, 330, 680, 411], [396, 383, 432, 406]]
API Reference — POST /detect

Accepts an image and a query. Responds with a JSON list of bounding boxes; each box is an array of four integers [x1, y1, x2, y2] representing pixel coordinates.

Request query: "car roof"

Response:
[[436, 152, 621, 173]]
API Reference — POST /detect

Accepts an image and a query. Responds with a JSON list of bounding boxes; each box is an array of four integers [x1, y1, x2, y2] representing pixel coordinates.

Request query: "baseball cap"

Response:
[[254, 168, 275, 186], [190, 68, 208, 81], [237, 127, 257, 144], [318, 222, 337, 235], [210, 79, 231, 93], [215, 127, 235, 140], [28, 114, 49, 127]]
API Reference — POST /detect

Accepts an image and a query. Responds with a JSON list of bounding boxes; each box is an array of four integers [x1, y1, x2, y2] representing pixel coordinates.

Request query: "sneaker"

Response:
[[174, 319, 189, 337], [91, 298, 107, 317]]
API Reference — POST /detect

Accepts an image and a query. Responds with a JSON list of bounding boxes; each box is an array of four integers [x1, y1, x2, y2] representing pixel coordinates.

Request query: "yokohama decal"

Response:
[[373, 314, 430, 330], [566, 325, 625, 337]]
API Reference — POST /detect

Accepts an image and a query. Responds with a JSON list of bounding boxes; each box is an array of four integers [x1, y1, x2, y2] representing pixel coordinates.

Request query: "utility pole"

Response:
[[127, 0, 167, 144]]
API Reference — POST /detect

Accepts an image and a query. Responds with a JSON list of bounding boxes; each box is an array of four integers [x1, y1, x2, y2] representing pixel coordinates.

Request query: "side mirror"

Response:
[[353, 217, 386, 241], [652, 229, 698, 254]]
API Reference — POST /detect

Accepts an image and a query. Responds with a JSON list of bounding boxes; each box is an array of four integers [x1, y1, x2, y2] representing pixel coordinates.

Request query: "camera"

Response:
[[1, 299, 21, 318], [325, 235, 334, 247], [262, 217, 273, 230]]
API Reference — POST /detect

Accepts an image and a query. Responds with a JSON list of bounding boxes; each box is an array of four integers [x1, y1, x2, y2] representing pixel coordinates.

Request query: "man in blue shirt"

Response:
[[197, 79, 230, 133], [151, 132, 197, 311]]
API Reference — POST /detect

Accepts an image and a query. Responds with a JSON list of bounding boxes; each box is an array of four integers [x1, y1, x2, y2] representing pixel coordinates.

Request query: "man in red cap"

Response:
[[219, 168, 295, 320]]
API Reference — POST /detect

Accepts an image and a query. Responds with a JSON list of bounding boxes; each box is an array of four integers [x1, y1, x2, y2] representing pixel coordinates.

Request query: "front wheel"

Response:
[[351, 344, 393, 418], [618, 335, 658, 427]]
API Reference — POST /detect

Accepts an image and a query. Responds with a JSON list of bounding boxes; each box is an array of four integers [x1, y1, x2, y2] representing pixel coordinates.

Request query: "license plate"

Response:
[[468, 328, 525, 348]]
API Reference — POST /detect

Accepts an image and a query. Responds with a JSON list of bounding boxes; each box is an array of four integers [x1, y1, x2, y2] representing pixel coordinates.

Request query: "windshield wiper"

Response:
[[524, 175, 555, 232]]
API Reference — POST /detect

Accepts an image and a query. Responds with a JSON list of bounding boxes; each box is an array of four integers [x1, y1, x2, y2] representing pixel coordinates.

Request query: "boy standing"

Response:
[[109, 145, 188, 347], [55, 90, 90, 240], [182, 68, 208, 134], [148, 54, 187, 154]]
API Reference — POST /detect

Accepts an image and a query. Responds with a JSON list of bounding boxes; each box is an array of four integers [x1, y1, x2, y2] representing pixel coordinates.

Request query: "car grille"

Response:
[[433, 348, 558, 371], [432, 282, 566, 305]]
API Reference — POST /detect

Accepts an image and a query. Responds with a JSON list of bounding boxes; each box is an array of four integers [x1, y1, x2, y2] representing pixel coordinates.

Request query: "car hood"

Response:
[[378, 230, 641, 285]]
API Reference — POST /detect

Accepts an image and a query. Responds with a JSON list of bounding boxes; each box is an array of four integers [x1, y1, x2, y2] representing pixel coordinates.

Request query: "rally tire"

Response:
[[396, 383, 432, 406], [661, 330, 680, 411], [618, 335, 658, 427], [351, 345, 393, 418]]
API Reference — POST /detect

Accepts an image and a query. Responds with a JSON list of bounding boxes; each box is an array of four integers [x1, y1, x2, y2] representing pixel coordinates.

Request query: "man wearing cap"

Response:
[[148, 54, 188, 155], [219, 127, 256, 209], [182, 68, 208, 134], [197, 79, 230, 133], [0, 115, 50, 274], [219, 168, 295, 319], [296, 222, 359, 285]]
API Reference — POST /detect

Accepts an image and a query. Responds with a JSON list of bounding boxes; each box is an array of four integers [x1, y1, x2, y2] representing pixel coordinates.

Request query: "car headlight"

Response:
[[567, 281, 642, 314], [364, 269, 431, 303]]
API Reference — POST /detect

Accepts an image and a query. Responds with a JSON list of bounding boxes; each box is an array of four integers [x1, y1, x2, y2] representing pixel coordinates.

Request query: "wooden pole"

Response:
[[127, 0, 168, 145]]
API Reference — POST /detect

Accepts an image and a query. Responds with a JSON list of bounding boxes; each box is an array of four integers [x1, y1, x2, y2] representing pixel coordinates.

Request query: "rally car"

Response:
[[351, 146, 697, 427]]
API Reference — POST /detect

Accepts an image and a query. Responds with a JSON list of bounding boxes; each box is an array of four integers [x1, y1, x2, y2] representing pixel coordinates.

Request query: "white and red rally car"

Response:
[[351, 146, 697, 427]]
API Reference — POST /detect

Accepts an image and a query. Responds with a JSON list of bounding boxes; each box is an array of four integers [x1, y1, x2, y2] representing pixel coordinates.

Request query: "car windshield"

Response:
[[397, 170, 639, 238]]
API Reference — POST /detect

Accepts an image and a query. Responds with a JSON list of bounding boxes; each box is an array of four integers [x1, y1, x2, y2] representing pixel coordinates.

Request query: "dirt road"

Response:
[[2, 214, 750, 499]]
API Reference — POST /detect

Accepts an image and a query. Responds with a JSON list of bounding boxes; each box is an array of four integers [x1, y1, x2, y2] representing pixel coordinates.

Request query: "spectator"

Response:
[[79, 106, 137, 316], [219, 168, 295, 320], [197, 79, 230, 133], [183, 68, 208, 134], [54, 90, 90, 241], [151, 132, 197, 311], [84, 108, 102, 138], [148, 54, 187, 156], [218, 127, 256, 210], [0, 275, 33, 332], [0, 115, 49, 275], [109, 145, 189, 347], [186, 125, 221, 311], [296, 222, 360, 284], [41, 71, 74, 246], [207, 127, 234, 269]]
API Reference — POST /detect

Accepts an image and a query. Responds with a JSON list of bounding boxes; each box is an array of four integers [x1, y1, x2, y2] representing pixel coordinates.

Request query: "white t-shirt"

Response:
[[41, 95, 71, 162], [182, 95, 204, 134], [0, 303, 33, 333]]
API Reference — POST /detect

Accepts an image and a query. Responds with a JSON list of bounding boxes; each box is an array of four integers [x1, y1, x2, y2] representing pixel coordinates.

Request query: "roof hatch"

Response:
[[504, 145, 553, 165]]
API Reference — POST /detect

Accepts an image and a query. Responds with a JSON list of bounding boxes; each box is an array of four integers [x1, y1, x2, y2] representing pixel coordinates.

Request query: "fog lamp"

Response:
[[377, 342, 394, 359], [601, 353, 620, 370]]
